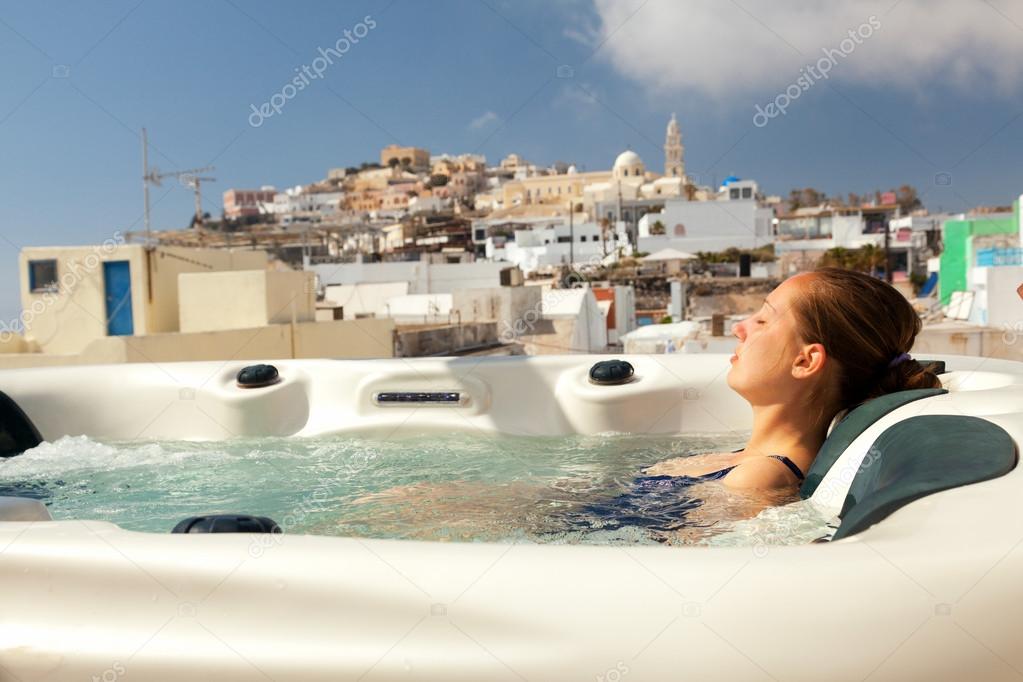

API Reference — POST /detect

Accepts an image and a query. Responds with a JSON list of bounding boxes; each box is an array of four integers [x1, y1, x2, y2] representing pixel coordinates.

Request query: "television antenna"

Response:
[[141, 128, 215, 239]]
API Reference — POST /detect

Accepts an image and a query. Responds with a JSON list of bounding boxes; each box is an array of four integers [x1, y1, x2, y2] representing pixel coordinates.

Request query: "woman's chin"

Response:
[[726, 364, 753, 395]]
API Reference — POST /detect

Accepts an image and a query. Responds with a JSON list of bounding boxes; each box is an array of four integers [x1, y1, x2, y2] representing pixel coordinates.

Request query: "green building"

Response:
[[939, 200, 1020, 304]]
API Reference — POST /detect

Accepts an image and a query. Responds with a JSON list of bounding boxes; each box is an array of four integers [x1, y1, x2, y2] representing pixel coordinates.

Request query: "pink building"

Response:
[[223, 188, 276, 219]]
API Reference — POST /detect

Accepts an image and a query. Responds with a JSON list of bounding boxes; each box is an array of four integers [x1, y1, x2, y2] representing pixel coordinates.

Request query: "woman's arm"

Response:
[[665, 478, 799, 544]]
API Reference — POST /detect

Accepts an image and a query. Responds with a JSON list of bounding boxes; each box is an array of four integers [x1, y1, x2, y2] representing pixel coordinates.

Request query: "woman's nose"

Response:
[[732, 321, 745, 340]]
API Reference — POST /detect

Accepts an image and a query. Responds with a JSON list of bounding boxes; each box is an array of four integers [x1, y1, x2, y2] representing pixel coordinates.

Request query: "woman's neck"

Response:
[[742, 401, 832, 463]]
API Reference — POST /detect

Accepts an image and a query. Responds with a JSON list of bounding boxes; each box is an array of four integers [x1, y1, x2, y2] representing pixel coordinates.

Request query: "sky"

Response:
[[2, 0, 1022, 326]]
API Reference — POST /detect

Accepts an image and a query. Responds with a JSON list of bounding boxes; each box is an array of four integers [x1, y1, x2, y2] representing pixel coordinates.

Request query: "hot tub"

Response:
[[0, 353, 1020, 681]]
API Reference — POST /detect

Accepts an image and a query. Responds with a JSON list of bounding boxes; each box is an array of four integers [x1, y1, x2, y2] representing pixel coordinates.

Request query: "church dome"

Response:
[[613, 149, 645, 179], [613, 150, 643, 169]]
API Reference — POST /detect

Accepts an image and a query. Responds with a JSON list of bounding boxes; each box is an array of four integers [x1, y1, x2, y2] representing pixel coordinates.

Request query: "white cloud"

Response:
[[469, 110, 500, 130], [588, 0, 1023, 97]]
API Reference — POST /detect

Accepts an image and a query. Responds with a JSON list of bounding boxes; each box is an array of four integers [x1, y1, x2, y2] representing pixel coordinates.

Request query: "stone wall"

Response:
[[394, 322, 499, 357], [687, 278, 778, 317]]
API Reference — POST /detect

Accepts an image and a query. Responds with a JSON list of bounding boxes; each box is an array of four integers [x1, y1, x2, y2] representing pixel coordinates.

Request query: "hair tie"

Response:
[[887, 352, 912, 369]]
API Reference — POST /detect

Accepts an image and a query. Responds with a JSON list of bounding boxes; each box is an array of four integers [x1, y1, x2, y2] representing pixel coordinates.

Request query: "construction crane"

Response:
[[141, 128, 215, 240], [178, 172, 216, 228]]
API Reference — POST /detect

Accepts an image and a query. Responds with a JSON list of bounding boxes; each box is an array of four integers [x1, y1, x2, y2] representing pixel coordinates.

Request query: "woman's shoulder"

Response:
[[721, 455, 802, 490], [642, 451, 739, 477]]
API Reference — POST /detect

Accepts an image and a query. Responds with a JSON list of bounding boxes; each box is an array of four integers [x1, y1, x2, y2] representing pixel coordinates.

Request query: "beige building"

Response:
[[6, 244, 396, 368], [501, 167, 603, 209], [379, 183, 418, 213], [431, 155, 486, 202], [499, 153, 531, 172], [178, 270, 315, 333], [18, 244, 268, 354], [346, 188, 383, 213], [499, 115, 687, 213], [343, 166, 420, 214], [431, 154, 486, 178], [380, 144, 430, 172], [500, 150, 651, 209], [380, 222, 415, 252]]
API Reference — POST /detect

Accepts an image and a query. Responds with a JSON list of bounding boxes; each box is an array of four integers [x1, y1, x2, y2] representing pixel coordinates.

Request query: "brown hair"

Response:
[[791, 267, 942, 413]]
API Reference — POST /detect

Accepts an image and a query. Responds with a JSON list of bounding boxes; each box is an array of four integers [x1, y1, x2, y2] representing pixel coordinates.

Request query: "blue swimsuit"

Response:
[[569, 454, 806, 533]]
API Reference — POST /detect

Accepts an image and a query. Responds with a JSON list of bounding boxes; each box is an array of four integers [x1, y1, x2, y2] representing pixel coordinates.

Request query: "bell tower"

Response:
[[664, 113, 684, 178]]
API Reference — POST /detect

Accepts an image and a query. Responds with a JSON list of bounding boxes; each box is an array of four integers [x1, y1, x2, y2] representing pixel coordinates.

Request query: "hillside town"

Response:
[[3, 114, 1021, 367]]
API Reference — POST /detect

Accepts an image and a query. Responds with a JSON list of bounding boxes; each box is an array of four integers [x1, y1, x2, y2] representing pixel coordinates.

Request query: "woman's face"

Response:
[[727, 273, 818, 405]]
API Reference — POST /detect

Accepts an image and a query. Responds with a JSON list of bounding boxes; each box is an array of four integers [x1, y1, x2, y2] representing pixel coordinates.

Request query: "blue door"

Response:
[[103, 261, 134, 336]]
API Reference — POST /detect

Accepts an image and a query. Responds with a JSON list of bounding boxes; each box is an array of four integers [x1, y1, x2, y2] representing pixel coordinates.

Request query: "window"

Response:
[[741, 187, 752, 199], [863, 214, 887, 234], [777, 216, 831, 240], [730, 188, 740, 200], [29, 259, 58, 293], [474, 228, 486, 241], [579, 235, 586, 242], [557, 236, 571, 243]]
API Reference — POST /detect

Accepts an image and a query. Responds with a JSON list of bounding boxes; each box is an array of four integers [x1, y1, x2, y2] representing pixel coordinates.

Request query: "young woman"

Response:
[[560, 267, 945, 541], [642, 267, 943, 487]]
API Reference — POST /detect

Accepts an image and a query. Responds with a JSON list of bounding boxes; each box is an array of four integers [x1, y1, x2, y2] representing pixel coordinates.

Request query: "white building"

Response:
[[309, 259, 506, 295], [408, 195, 446, 214], [772, 204, 926, 275], [963, 193, 1023, 328], [323, 282, 409, 318], [541, 287, 607, 353], [487, 220, 629, 273], [969, 263, 1023, 328], [637, 180, 774, 253], [269, 186, 343, 223], [376, 293, 453, 325]]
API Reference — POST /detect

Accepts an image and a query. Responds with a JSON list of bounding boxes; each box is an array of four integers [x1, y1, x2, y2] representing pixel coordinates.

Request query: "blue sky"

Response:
[[1, 0, 1022, 326]]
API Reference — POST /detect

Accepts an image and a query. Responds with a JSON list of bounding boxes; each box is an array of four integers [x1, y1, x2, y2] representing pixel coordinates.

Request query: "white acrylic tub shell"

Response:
[[0, 353, 1021, 681]]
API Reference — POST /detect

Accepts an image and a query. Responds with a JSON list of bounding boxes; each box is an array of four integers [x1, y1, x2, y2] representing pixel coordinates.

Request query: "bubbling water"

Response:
[[0, 432, 833, 546]]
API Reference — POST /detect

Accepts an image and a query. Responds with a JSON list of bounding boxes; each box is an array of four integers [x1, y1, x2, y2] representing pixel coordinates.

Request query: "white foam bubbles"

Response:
[[0, 435, 215, 477]]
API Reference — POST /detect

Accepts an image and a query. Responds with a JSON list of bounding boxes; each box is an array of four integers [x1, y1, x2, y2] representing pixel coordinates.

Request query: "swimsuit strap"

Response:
[[768, 454, 806, 481], [732, 449, 806, 481], [704, 456, 803, 482], [697, 465, 738, 481]]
